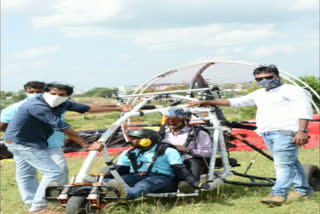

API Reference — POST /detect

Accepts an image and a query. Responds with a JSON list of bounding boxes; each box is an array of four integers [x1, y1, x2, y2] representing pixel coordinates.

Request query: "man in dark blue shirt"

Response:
[[4, 83, 132, 214]]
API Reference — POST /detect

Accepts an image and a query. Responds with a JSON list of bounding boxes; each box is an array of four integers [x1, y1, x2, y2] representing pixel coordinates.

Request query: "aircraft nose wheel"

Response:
[[66, 196, 103, 214], [85, 203, 103, 214]]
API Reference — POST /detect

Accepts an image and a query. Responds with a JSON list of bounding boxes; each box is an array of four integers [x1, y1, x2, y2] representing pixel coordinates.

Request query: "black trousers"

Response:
[[183, 158, 209, 180]]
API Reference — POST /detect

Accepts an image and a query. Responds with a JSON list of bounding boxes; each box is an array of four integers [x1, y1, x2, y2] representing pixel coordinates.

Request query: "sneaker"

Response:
[[28, 207, 64, 214], [105, 179, 127, 198], [178, 181, 195, 194], [261, 195, 286, 206], [288, 190, 310, 200]]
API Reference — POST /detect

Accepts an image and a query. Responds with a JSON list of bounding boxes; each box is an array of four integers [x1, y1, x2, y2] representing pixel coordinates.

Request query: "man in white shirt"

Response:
[[187, 65, 313, 206]]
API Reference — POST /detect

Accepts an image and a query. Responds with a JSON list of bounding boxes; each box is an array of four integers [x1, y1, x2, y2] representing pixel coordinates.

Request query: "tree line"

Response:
[[0, 87, 119, 110], [1, 76, 319, 111]]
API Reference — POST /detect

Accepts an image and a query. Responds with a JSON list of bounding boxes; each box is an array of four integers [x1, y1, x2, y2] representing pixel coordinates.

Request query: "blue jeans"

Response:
[[262, 131, 312, 198], [104, 174, 174, 200], [48, 147, 69, 185], [7, 143, 64, 212]]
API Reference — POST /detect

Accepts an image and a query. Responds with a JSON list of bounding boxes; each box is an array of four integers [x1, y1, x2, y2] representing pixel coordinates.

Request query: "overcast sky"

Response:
[[1, 0, 319, 92]]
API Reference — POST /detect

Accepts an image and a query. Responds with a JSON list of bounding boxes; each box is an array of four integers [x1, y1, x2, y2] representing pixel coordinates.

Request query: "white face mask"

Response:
[[43, 92, 68, 108]]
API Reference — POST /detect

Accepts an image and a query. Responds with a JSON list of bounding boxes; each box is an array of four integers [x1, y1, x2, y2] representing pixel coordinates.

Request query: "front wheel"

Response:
[[66, 195, 104, 214], [66, 196, 87, 214], [303, 164, 320, 191]]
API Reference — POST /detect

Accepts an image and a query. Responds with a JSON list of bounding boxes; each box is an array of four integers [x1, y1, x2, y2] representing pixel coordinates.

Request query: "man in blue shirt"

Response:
[[1, 81, 70, 194], [3, 82, 132, 214], [103, 129, 211, 200]]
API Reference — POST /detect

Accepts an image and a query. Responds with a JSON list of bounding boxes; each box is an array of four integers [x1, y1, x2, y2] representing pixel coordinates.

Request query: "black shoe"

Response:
[[178, 181, 195, 193]]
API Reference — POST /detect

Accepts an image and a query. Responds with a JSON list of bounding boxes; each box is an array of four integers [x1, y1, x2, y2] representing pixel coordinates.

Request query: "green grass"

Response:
[[1, 149, 319, 214], [65, 112, 122, 130], [64, 112, 162, 131]]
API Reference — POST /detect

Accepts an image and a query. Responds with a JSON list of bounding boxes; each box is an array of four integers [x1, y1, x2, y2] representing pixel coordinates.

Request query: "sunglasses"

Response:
[[255, 75, 276, 82], [166, 118, 183, 124]]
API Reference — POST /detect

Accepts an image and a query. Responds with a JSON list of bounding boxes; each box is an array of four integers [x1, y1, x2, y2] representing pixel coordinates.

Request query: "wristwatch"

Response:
[[299, 128, 310, 133]]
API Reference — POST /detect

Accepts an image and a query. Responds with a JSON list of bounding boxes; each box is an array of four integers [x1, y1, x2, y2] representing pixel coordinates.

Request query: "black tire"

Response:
[[66, 195, 104, 214], [302, 164, 320, 191], [66, 196, 87, 214]]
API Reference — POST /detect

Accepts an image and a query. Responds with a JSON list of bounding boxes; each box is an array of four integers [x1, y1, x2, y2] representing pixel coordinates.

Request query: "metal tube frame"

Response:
[[74, 92, 235, 194]]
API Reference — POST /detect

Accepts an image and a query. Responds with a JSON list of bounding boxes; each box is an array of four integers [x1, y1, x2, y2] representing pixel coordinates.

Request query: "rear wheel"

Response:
[[302, 164, 320, 191]]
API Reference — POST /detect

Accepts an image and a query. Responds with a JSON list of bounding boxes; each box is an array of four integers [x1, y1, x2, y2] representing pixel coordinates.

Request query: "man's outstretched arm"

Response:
[[186, 100, 231, 107], [87, 104, 132, 113]]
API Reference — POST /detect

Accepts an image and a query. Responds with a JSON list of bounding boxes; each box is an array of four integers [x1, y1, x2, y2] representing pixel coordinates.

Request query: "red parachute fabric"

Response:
[[230, 114, 319, 151], [65, 115, 319, 158]]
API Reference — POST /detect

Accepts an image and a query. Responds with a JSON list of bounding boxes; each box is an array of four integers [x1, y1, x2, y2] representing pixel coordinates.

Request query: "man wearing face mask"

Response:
[[1, 81, 73, 209], [1, 81, 66, 200], [3, 82, 132, 214], [1, 81, 45, 131], [186, 65, 313, 206]]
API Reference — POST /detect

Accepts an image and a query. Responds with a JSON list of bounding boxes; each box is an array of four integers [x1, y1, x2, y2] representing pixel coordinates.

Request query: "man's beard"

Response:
[[169, 124, 184, 132]]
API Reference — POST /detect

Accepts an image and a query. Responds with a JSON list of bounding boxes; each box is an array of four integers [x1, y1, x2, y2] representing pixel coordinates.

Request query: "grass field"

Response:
[[1, 148, 319, 214]]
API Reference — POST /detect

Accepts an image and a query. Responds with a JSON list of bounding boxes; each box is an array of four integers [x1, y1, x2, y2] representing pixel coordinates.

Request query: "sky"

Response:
[[1, 0, 319, 92]]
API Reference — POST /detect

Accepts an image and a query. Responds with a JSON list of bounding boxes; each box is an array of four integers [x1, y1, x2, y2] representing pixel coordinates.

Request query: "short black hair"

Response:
[[24, 81, 45, 91], [44, 82, 74, 96], [253, 65, 279, 76]]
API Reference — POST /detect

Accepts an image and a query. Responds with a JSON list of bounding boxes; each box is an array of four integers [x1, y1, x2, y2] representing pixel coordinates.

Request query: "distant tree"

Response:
[[1, 91, 13, 97], [164, 85, 189, 96], [83, 87, 118, 98], [83, 88, 99, 97], [95, 88, 118, 98], [165, 85, 188, 91], [127, 90, 135, 95], [295, 76, 320, 107], [240, 83, 260, 95], [237, 84, 258, 120], [13, 90, 27, 102], [0, 90, 27, 110]]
